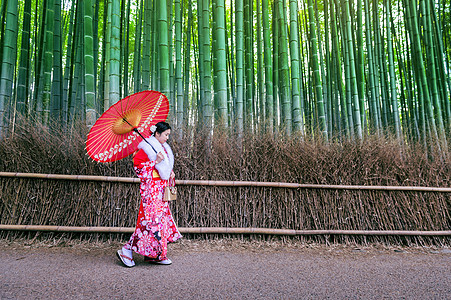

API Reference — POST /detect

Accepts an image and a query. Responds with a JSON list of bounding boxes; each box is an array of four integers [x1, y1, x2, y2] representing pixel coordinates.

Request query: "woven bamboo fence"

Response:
[[0, 121, 450, 244], [1, 172, 450, 244]]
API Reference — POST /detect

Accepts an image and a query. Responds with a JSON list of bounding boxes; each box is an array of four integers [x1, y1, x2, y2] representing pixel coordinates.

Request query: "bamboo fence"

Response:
[[1, 122, 450, 246], [1, 172, 450, 192], [0, 172, 450, 239]]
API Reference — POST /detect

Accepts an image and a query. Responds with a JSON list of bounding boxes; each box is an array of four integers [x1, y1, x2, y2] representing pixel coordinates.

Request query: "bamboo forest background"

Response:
[[0, 0, 450, 150]]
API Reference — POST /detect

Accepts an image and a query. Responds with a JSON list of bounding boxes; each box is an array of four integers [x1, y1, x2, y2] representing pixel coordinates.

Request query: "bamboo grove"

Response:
[[0, 0, 450, 149]]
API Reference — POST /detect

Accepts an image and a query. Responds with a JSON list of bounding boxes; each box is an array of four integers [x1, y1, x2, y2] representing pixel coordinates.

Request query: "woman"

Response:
[[117, 121, 182, 267]]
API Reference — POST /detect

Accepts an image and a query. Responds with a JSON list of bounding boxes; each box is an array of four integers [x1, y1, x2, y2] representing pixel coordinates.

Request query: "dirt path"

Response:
[[1, 239, 450, 299]]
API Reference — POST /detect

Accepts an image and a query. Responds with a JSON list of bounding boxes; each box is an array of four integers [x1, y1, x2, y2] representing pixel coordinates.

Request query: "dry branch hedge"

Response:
[[0, 120, 450, 245]]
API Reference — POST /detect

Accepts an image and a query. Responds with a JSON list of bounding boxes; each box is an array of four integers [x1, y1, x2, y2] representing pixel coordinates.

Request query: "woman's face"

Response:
[[155, 129, 171, 144]]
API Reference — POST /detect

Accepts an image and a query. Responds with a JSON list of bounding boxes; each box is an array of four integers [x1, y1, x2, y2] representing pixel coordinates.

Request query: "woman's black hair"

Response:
[[154, 121, 171, 135]]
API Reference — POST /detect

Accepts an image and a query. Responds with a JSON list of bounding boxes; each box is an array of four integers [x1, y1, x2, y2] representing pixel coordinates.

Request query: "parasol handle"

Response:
[[120, 116, 158, 154], [132, 127, 158, 154]]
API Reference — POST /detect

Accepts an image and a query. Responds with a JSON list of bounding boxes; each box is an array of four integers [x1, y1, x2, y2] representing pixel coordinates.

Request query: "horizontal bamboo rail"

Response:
[[1, 172, 450, 192], [0, 172, 139, 183], [0, 225, 450, 236]]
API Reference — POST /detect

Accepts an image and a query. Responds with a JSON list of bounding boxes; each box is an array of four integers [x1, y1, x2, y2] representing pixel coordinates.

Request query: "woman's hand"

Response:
[[156, 152, 164, 164]]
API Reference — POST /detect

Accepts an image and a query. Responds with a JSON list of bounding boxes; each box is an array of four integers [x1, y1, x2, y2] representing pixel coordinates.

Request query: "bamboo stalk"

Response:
[[0, 172, 450, 192], [0, 225, 134, 233], [0, 224, 450, 236]]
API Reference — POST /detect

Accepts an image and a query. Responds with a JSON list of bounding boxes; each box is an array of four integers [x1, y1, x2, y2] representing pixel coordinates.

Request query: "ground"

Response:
[[1, 238, 450, 299]]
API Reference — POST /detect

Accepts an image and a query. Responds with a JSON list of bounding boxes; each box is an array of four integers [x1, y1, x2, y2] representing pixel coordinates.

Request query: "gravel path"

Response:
[[1, 239, 450, 299]]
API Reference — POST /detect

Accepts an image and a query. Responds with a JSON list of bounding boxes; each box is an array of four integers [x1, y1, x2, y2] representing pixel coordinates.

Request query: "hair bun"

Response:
[[150, 125, 157, 133]]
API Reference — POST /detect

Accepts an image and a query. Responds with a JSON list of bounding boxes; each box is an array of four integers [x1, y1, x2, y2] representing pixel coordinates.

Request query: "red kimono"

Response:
[[124, 149, 182, 260]]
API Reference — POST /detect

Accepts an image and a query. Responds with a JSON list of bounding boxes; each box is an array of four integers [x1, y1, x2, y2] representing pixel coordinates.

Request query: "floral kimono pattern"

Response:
[[124, 160, 182, 260]]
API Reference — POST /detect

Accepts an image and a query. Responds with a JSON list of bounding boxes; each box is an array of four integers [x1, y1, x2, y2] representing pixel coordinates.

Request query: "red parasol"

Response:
[[86, 90, 169, 162]]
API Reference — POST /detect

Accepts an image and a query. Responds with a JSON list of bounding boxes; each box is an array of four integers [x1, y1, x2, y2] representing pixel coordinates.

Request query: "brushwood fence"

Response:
[[0, 172, 449, 245]]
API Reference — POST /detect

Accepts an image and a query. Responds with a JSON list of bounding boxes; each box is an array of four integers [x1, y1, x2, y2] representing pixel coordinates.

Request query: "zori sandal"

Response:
[[116, 250, 135, 267], [144, 256, 172, 265]]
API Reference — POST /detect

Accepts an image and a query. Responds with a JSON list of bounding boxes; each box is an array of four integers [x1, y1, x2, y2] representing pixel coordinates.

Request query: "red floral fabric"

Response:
[[124, 160, 182, 260]]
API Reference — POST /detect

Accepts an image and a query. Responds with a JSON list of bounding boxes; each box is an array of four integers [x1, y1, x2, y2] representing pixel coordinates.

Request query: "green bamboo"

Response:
[[41, 0, 55, 123], [103, 0, 112, 110], [343, 0, 362, 139], [213, 0, 228, 126], [142, 0, 152, 91], [133, 0, 143, 93], [385, 0, 401, 139], [168, 0, 175, 112], [262, 0, 273, 131], [277, 0, 292, 134], [226, 2, 235, 126], [193, 24, 201, 124], [301, 1, 312, 133], [63, 2, 77, 122], [1, 0, 450, 149], [423, 0, 447, 146], [109, 0, 120, 106], [392, 11, 419, 140], [32, 0, 46, 117], [69, 13, 84, 121], [356, 0, 366, 132], [151, 0, 158, 90], [63, 3, 77, 125], [50, 0, 63, 123], [374, 0, 389, 129], [404, 2, 427, 147], [307, 0, 327, 139], [272, 0, 280, 128], [212, 0, 218, 115], [119, 0, 125, 97], [16, 0, 32, 116], [244, 0, 254, 125], [175, 0, 183, 128], [406, 0, 441, 148], [84, 0, 96, 126], [257, 0, 264, 126], [324, 0, 333, 136], [96, 0, 104, 115], [123, 0, 131, 97], [196, 0, 204, 123], [432, 1, 451, 129], [183, 0, 192, 130], [370, 0, 383, 133], [330, 0, 348, 136], [201, 0, 212, 128], [0, 0, 18, 138], [315, 0, 328, 136], [0, 1, 7, 62], [289, 0, 302, 133], [94, 0, 99, 96], [157, 0, 170, 98], [398, 12, 419, 140], [364, 0, 380, 133], [342, 20, 354, 138], [235, 0, 244, 134]]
